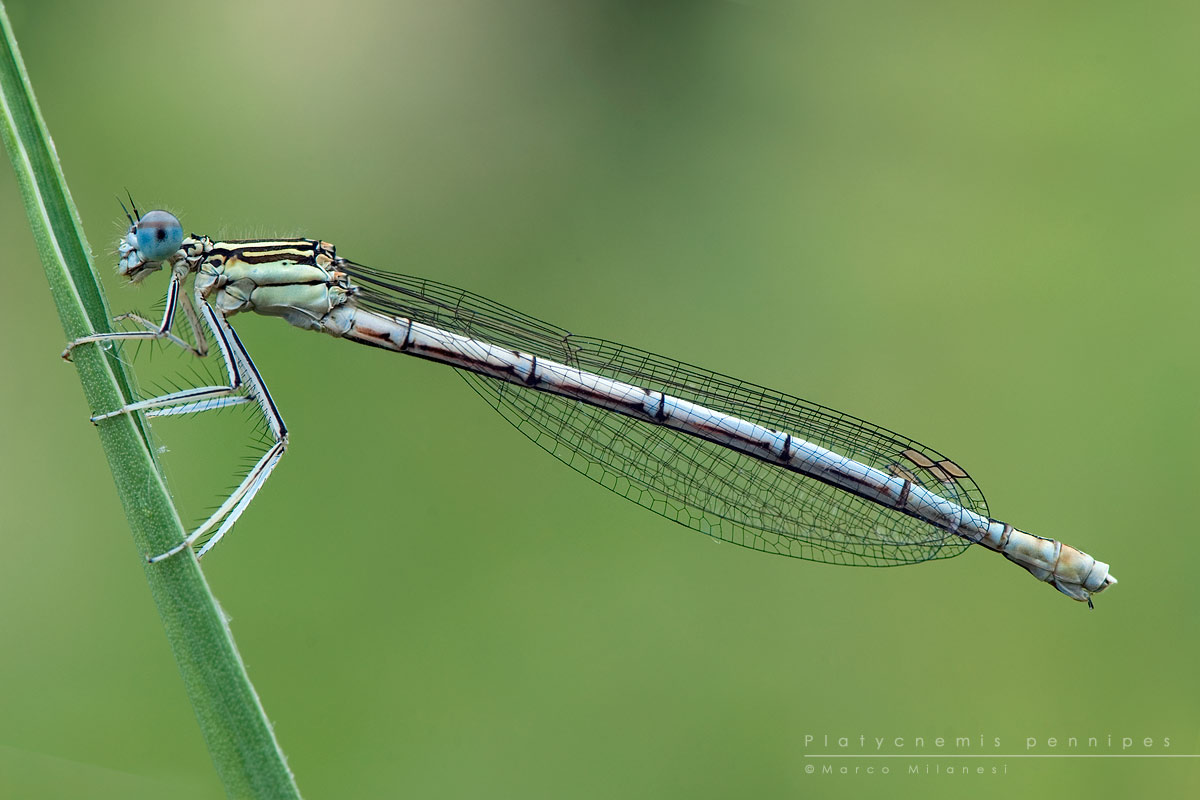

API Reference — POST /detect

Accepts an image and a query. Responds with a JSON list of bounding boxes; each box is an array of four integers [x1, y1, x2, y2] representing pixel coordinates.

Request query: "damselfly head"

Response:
[[118, 209, 184, 282]]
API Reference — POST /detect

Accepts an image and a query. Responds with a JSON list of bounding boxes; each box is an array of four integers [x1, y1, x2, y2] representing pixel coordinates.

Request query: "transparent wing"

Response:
[[341, 262, 989, 567]]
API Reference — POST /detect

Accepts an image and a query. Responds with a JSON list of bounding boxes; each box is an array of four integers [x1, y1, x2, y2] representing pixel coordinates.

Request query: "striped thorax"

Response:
[[180, 236, 361, 337]]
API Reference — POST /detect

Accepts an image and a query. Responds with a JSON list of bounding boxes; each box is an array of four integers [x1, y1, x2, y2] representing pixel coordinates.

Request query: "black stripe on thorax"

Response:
[[208, 238, 323, 265]]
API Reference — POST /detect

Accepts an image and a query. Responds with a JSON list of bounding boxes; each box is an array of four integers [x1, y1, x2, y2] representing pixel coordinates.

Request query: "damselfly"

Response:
[[65, 204, 1117, 605]]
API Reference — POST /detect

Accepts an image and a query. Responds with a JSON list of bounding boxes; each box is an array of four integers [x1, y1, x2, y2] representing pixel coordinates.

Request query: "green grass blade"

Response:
[[0, 5, 302, 798]]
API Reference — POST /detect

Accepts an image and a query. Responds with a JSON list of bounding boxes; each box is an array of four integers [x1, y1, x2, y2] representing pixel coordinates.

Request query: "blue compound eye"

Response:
[[135, 210, 184, 262]]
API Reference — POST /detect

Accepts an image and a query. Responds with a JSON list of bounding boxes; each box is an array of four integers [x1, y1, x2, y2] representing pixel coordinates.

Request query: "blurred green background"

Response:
[[1, 1, 1196, 798]]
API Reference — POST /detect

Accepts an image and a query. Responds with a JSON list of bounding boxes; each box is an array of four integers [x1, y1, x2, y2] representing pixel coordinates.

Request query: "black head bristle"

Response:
[[125, 188, 141, 221], [117, 195, 134, 226]]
